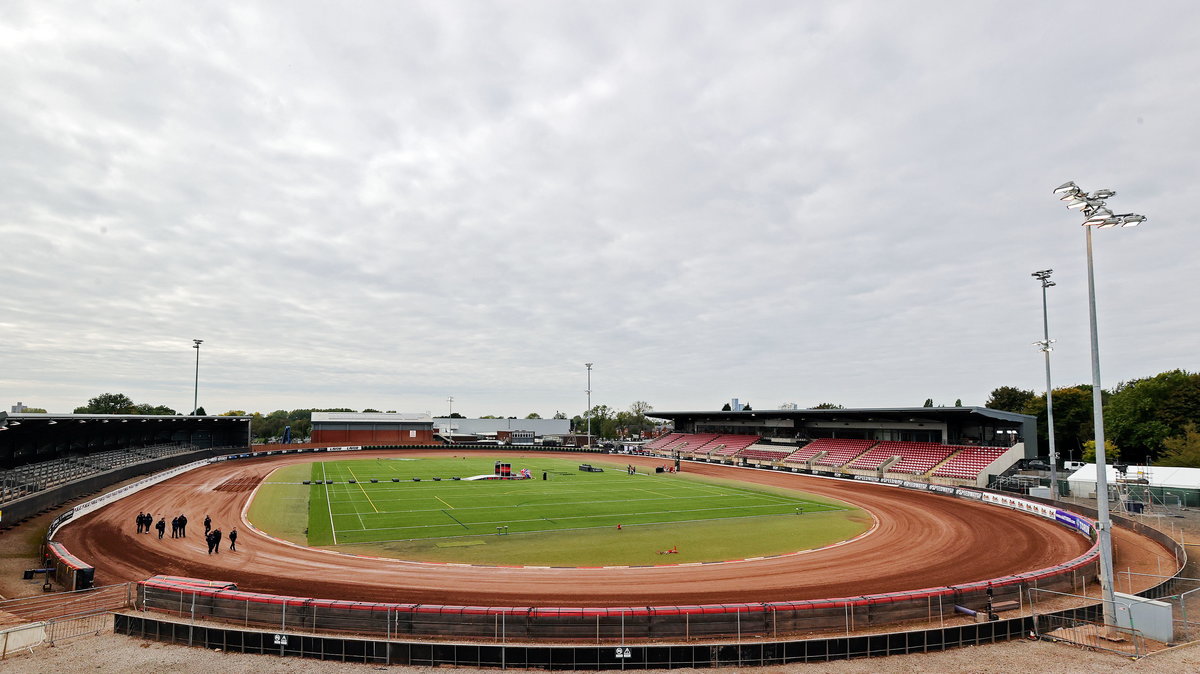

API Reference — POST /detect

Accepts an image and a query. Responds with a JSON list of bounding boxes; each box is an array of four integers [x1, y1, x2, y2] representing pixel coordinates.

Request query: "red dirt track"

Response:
[[55, 450, 1171, 608]]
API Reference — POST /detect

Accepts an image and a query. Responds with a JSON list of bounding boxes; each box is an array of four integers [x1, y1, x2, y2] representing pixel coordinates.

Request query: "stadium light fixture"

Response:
[[1031, 269, 1059, 504], [192, 339, 204, 415], [1053, 180, 1147, 629]]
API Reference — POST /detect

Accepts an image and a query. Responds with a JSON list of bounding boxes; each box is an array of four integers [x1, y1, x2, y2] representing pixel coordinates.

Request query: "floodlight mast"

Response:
[[1031, 269, 1058, 503], [1052, 180, 1147, 629], [192, 339, 204, 416]]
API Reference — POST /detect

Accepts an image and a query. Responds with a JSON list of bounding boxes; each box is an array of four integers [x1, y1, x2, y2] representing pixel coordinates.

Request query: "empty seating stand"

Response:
[[644, 433, 685, 451], [0, 443, 198, 505], [932, 445, 1010, 480], [706, 435, 761, 460], [847, 446, 899, 471], [811, 439, 878, 468], [737, 446, 793, 463], [875, 441, 957, 476]]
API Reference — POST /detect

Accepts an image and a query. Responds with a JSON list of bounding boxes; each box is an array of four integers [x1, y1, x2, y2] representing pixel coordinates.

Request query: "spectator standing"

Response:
[[155, 517, 166, 539], [229, 527, 238, 551], [204, 515, 212, 535], [135, 512, 144, 534], [178, 514, 188, 537], [212, 528, 222, 554]]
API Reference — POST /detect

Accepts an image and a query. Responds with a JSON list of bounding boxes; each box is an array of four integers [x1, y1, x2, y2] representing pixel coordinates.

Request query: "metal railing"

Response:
[[0, 583, 133, 622]]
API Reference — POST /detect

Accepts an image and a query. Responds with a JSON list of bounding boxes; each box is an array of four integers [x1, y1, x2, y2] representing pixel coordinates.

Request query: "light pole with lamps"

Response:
[[1052, 180, 1146, 628], [447, 395, 454, 439], [1032, 269, 1058, 502], [192, 339, 204, 415], [585, 363, 593, 448]]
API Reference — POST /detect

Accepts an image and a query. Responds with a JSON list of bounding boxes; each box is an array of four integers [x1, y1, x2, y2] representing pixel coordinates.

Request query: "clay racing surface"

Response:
[[54, 450, 1170, 608]]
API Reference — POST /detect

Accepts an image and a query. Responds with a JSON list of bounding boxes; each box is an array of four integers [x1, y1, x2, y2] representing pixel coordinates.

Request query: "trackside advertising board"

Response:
[[1054, 509, 1094, 536], [982, 492, 1057, 519]]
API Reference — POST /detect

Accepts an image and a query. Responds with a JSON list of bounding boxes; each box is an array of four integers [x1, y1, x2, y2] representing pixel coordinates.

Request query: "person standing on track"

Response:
[[178, 514, 188, 537], [135, 512, 144, 534], [204, 514, 211, 535], [229, 527, 238, 551], [170, 516, 179, 538], [155, 517, 166, 539], [212, 528, 222, 554], [205, 530, 216, 554]]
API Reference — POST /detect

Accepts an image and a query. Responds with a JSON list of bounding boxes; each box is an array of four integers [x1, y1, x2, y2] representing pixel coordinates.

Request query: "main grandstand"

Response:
[[644, 406, 1031, 486]]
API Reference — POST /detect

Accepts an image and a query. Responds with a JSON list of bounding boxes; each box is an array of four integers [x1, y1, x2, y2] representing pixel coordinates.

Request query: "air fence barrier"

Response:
[[133, 544, 1098, 643]]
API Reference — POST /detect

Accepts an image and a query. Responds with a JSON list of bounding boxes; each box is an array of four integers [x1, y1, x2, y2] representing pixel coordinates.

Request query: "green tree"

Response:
[[743, 403, 753, 411], [721, 403, 732, 411], [810, 402, 844, 409], [74, 392, 136, 414], [954, 398, 963, 407], [985, 386, 1036, 413], [552, 411, 567, 420], [1023, 385, 1101, 463], [1156, 423, 1200, 468], [135, 403, 179, 415], [363, 408, 381, 413], [450, 412, 465, 418], [220, 410, 247, 416], [193, 406, 207, 416], [20, 407, 47, 413], [525, 412, 542, 419], [923, 398, 934, 408], [1106, 370, 1200, 463], [628, 401, 654, 438], [1082, 439, 1120, 463]]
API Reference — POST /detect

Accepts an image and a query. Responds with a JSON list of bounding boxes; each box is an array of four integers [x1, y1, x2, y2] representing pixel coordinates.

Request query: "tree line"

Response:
[[985, 369, 1200, 468], [65, 369, 1200, 467]]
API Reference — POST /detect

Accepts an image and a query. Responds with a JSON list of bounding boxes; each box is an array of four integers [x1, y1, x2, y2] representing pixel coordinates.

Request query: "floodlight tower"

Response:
[[1052, 180, 1147, 628], [192, 339, 204, 415], [585, 363, 593, 447], [1032, 269, 1058, 502]]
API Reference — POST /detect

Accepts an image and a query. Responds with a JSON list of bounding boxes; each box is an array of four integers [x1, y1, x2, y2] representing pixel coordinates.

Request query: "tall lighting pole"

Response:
[[447, 395, 454, 439], [1052, 180, 1147, 628], [192, 339, 204, 415], [585, 363, 593, 448], [1032, 269, 1058, 502]]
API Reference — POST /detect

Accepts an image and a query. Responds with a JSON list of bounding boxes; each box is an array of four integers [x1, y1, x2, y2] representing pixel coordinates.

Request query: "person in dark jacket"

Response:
[[135, 512, 145, 534], [178, 514, 188, 537], [204, 514, 212, 534], [211, 528, 222, 554], [205, 530, 216, 554], [229, 527, 238, 551], [155, 517, 166, 539]]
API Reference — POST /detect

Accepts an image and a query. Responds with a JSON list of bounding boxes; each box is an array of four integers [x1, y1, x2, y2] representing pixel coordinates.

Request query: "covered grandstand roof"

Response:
[[650, 407, 1031, 424]]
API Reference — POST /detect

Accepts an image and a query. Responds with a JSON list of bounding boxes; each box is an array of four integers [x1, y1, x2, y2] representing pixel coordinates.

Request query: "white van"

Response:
[[1063, 460, 1086, 472]]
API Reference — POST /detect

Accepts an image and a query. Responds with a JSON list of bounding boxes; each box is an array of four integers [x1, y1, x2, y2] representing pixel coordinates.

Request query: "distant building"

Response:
[[309, 412, 434, 445], [11, 402, 27, 413], [433, 417, 569, 441]]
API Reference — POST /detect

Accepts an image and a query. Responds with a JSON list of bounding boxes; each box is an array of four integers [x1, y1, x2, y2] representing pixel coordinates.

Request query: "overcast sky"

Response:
[[2, 1, 1197, 419]]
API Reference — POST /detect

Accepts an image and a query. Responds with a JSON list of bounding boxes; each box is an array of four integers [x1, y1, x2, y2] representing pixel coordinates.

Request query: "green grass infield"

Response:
[[248, 456, 872, 566]]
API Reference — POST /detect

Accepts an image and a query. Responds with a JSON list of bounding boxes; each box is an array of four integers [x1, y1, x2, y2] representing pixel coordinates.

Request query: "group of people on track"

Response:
[[134, 511, 238, 553]]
